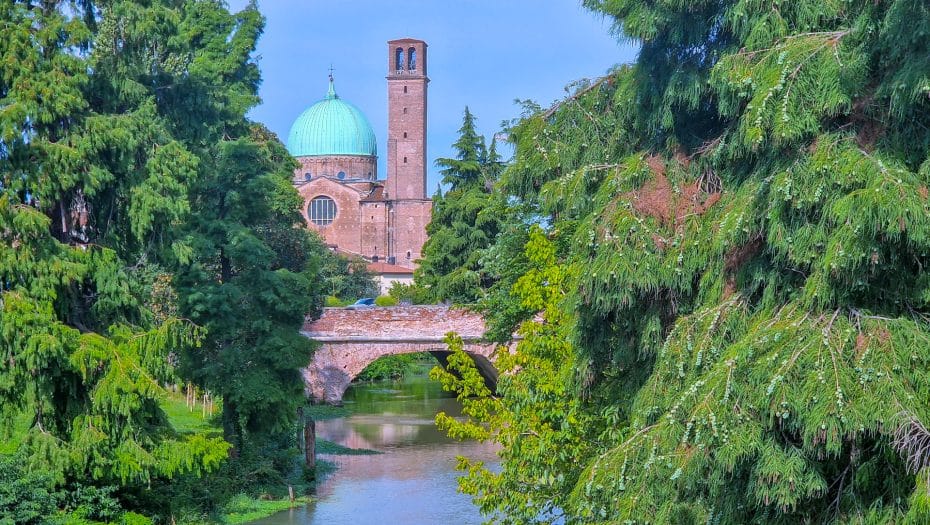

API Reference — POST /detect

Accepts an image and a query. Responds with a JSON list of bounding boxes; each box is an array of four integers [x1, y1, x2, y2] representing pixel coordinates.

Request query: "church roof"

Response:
[[367, 261, 414, 275], [286, 77, 377, 158]]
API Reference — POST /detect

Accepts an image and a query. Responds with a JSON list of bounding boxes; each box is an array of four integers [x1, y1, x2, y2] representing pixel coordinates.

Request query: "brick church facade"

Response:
[[286, 39, 432, 291]]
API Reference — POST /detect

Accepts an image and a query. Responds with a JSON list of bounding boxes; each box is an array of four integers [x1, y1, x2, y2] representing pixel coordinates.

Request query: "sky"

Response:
[[229, 0, 638, 191]]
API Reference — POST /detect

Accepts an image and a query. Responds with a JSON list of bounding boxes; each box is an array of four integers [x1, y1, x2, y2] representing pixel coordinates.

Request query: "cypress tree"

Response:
[[417, 108, 503, 303]]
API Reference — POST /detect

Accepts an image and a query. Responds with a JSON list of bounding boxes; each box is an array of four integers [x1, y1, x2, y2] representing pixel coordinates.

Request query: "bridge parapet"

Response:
[[302, 306, 486, 342]]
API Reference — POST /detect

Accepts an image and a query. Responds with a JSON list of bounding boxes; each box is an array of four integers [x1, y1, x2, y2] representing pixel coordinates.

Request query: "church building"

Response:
[[286, 39, 432, 291]]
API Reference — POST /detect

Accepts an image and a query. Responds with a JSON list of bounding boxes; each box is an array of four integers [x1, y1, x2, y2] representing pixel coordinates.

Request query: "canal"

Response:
[[250, 370, 499, 524]]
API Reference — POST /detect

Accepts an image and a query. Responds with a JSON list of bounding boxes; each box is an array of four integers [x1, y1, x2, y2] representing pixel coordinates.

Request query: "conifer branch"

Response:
[[541, 76, 611, 120]]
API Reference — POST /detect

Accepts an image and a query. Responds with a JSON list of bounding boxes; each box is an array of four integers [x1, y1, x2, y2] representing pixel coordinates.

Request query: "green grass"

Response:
[[160, 391, 222, 436], [316, 439, 380, 455], [219, 494, 312, 524]]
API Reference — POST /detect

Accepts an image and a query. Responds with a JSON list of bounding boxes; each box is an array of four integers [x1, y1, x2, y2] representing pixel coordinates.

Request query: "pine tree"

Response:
[[416, 108, 503, 303], [441, 1, 930, 523]]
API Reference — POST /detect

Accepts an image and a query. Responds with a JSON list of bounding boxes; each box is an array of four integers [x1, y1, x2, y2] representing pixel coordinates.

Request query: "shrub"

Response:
[[374, 295, 398, 307], [324, 295, 345, 307], [387, 282, 432, 305]]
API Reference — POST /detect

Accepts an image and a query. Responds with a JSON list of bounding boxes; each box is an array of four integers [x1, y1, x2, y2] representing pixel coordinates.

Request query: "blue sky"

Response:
[[230, 1, 637, 191]]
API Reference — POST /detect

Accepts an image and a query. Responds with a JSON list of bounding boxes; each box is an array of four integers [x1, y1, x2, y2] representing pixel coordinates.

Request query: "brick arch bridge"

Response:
[[301, 306, 497, 404]]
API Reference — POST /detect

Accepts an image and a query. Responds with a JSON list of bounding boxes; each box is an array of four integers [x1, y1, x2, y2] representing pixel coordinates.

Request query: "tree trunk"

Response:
[[304, 417, 316, 469]]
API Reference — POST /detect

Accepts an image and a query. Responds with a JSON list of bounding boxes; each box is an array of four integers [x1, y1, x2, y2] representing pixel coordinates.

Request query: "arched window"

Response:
[[407, 47, 416, 70], [337, 171, 346, 180], [395, 47, 404, 71], [308, 196, 336, 226]]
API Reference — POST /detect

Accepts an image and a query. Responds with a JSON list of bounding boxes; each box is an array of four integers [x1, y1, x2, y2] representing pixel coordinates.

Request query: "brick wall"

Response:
[[386, 39, 428, 201], [304, 305, 486, 341], [293, 155, 377, 183], [296, 178, 367, 255]]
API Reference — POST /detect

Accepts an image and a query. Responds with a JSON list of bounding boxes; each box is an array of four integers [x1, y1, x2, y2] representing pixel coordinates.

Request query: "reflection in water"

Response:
[[250, 373, 499, 525]]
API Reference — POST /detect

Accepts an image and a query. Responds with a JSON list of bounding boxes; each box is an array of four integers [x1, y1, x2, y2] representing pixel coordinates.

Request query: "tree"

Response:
[[0, 0, 228, 499], [416, 108, 503, 303], [1, 1, 322, 519], [441, 1, 930, 522], [313, 239, 379, 302], [175, 134, 317, 459]]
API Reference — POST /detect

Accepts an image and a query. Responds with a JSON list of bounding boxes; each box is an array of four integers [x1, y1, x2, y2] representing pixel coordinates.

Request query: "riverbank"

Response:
[[160, 393, 377, 524]]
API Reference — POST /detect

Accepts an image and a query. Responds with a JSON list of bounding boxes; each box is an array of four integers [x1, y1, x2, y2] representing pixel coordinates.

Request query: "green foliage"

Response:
[[434, 229, 599, 522], [416, 108, 505, 303], [303, 404, 351, 421], [356, 353, 424, 381], [313, 241, 379, 301], [324, 295, 348, 307], [219, 494, 310, 525], [443, 1, 930, 523], [0, 1, 230, 508], [387, 281, 433, 305], [175, 132, 319, 454], [374, 295, 398, 307], [0, 453, 140, 525], [0, 454, 59, 524], [1, 0, 324, 521]]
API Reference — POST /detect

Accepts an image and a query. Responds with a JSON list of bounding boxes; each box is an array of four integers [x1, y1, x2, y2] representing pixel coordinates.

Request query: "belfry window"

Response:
[[308, 196, 336, 226], [395, 47, 404, 71], [407, 47, 416, 70]]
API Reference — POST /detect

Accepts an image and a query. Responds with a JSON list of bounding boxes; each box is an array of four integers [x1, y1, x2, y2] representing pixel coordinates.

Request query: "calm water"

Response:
[[250, 373, 499, 524]]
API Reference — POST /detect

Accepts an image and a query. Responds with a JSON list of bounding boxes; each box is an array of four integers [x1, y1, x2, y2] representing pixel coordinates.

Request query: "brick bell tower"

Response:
[[386, 39, 428, 200]]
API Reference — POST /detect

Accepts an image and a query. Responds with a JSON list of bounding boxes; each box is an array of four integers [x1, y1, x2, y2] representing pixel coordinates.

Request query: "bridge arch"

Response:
[[301, 306, 497, 404]]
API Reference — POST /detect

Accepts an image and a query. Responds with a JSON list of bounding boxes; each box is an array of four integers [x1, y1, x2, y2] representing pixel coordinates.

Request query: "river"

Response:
[[250, 371, 499, 524]]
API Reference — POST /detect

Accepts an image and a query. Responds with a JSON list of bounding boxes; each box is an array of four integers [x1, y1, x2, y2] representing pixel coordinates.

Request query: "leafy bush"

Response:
[[355, 354, 424, 381], [374, 295, 398, 307], [0, 455, 58, 525], [324, 295, 346, 307], [387, 282, 432, 305]]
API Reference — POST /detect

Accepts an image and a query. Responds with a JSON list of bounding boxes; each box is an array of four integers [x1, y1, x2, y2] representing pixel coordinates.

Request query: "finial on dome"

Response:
[[326, 65, 337, 99]]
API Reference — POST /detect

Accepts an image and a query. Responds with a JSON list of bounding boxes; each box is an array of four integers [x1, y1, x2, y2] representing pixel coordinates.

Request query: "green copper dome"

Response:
[[286, 78, 377, 158]]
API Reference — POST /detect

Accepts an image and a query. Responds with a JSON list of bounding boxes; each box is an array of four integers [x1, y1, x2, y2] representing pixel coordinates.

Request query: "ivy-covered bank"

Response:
[[431, 0, 930, 523]]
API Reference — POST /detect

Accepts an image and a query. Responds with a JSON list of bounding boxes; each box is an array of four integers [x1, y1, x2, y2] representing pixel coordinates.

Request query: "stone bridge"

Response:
[[301, 306, 497, 404]]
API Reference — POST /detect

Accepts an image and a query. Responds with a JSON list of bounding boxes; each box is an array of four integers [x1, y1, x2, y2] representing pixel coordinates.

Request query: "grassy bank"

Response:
[[217, 495, 313, 525], [158, 392, 310, 524], [1, 392, 369, 524], [161, 393, 379, 524]]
